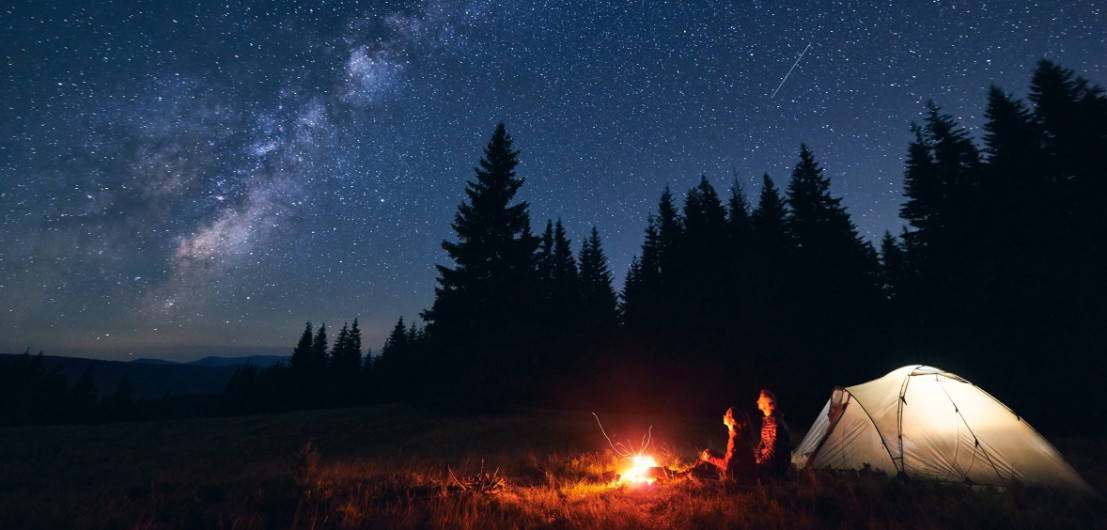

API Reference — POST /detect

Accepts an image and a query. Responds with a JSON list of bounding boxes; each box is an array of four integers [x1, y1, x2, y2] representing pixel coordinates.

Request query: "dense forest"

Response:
[[5, 60, 1104, 434], [220, 59, 1107, 433]]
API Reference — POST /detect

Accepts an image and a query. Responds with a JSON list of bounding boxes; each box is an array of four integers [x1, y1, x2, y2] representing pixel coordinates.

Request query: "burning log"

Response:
[[593, 412, 672, 486]]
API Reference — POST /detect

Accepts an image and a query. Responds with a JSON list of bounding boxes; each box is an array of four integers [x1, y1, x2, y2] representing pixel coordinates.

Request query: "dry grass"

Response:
[[0, 403, 1102, 529]]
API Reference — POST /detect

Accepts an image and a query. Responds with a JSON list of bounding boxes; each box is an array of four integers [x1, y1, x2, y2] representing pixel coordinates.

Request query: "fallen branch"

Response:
[[448, 459, 505, 495]]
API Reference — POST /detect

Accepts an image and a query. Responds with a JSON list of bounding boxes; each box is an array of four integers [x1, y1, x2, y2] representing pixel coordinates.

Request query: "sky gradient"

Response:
[[3, 1, 1105, 361]]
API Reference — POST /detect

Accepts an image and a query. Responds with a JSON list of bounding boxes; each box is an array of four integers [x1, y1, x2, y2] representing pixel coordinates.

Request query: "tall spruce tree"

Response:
[[752, 173, 791, 261], [621, 225, 659, 330], [750, 173, 793, 346], [376, 317, 410, 400], [620, 186, 683, 335], [289, 322, 324, 375], [534, 219, 581, 379], [1028, 60, 1107, 317], [536, 219, 580, 327], [329, 321, 364, 405], [1029, 60, 1107, 194], [422, 123, 540, 400], [726, 176, 755, 256], [311, 324, 329, 367], [785, 144, 880, 368], [577, 226, 618, 331], [724, 177, 756, 338], [900, 103, 986, 343], [674, 176, 730, 331]]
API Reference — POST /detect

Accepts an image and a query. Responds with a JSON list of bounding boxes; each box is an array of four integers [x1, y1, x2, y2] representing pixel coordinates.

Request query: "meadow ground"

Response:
[[0, 403, 1102, 529]]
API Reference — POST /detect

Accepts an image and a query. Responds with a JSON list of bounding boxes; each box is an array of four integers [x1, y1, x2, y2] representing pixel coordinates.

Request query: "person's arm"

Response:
[[704, 427, 738, 469]]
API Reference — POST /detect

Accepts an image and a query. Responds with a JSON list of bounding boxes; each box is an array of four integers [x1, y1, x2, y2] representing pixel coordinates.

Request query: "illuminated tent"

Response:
[[792, 365, 1094, 494]]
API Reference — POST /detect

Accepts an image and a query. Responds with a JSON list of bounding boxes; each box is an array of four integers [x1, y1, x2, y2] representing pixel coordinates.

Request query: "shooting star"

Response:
[[771, 42, 812, 98]]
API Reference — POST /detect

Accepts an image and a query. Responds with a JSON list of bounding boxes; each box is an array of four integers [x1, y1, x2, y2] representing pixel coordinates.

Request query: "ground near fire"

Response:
[[0, 403, 1102, 529]]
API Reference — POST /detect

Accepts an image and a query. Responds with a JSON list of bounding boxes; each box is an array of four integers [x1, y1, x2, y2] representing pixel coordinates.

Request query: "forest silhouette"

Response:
[[5, 60, 1104, 434]]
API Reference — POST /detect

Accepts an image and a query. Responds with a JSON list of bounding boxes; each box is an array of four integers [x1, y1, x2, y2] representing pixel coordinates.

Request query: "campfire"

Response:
[[620, 454, 660, 485], [594, 412, 667, 486]]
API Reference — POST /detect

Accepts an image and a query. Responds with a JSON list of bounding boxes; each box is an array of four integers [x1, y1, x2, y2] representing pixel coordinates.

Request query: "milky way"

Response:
[[2, 0, 1104, 360]]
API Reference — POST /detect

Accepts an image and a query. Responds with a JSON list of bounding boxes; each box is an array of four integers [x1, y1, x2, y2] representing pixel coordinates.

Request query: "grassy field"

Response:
[[0, 403, 1102, 529]]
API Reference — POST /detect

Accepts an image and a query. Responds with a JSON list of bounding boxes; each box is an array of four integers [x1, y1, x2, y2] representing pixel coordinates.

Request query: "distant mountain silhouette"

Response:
[[0, 353, 285, 398], [188, 355, 287, 368]]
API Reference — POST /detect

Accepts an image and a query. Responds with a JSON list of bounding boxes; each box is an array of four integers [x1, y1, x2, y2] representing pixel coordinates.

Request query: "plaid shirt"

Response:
[[756, 413, 789, 468]]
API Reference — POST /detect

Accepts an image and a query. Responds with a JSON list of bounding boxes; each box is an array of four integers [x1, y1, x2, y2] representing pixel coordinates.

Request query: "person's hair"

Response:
[[760, 389, 777, 406]]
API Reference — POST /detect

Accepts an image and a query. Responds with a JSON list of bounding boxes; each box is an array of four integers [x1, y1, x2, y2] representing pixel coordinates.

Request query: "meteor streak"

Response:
[[771, 42, 812, 98]]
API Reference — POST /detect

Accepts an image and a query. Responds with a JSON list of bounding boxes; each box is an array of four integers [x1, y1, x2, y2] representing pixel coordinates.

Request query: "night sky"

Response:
[[3, 1, 1104, 362]]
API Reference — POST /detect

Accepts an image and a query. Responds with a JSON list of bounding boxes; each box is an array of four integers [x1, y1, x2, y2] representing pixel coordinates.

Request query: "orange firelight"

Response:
[[620, 454, 659, 485]]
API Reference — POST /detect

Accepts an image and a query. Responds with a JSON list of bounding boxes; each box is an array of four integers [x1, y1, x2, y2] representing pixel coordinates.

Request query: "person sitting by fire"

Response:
[[677, 389, 790, 483], [754, 389, 791, 480], [677, 406, 754, 482]]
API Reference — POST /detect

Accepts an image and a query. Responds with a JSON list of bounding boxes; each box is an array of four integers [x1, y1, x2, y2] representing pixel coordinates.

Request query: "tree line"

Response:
[[220, 60, 1106, 432], [6, 60, 1101, 432], [0, 351, 162, 425]]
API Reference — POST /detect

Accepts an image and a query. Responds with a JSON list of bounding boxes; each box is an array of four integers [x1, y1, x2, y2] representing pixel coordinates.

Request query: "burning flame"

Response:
[[592, 412, 660, 486], [620, 454, 658, 485]]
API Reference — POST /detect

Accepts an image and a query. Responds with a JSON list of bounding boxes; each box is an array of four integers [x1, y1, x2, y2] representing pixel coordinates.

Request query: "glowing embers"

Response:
[[620, 453, 660, 485], [593, 412, 666, 486]]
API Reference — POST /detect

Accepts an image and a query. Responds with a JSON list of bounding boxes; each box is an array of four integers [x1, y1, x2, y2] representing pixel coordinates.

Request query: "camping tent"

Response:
[[792, 365, 1093, 494]]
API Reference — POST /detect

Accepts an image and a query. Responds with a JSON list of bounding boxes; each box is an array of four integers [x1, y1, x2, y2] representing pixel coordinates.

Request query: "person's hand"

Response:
[[723, 407, 736, 429]]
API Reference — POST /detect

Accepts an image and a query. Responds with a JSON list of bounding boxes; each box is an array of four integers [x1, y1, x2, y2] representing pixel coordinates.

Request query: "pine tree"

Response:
[[900, 103, 986, 343], [784, 145, 880, 367], [715, 177, 756, 342], [578, 226, 618, 331], [901, 102, 984, 260], [311, 324, 329, 365], [534, 219, 581, 381], [752, 173, 791, 260], [1028, 60, 1107, 297], [376, 317, 409, 400], [289, 322, 329, 408], [382, 317, 409, 359], [329, 321, 364, 406], [331, 323, 350, 367], [1029, 60, 1107, 193], [619, 255, 647, 328], [655, 186, 682, 282], [674, 176, 730, 330], [621, 188, 681, 332], [747, 173, 793, 347], [536, 219, 580, 327], [726, 176, 755, 254], [422, 123, 540, 399], [289, 322, 320, 373], [348, 319, 363, 363]]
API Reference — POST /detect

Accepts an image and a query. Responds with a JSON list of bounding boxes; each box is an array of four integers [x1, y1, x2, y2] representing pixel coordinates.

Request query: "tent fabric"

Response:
[[792, 365, 1093, 494]]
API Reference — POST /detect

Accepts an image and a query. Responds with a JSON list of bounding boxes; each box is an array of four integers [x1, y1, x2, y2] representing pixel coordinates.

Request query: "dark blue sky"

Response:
[[2, 0, 1104, 361]]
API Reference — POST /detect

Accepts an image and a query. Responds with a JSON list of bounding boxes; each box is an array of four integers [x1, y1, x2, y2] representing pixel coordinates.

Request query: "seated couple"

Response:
[[680, 390, 791, 483]]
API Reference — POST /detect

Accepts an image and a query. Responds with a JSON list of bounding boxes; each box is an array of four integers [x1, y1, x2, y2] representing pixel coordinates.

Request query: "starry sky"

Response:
[[2, 1, 1104, 362]]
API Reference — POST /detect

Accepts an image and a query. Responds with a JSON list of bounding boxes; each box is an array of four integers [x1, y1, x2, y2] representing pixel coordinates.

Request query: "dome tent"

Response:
[[792, 365, 1093, 494]]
